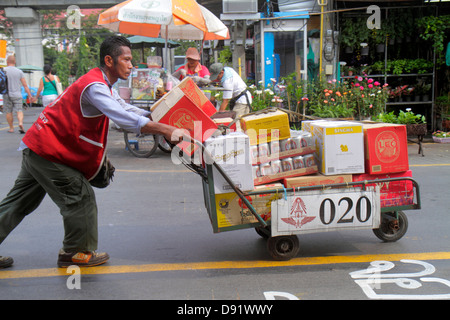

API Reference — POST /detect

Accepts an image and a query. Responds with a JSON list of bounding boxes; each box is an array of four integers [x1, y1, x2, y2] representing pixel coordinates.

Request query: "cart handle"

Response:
[[185, 138, 268, 227]]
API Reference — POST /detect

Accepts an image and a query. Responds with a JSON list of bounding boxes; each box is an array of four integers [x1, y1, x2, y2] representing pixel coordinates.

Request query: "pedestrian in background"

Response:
[[3, 55, 36, 133], [35, 64, 61, 107]]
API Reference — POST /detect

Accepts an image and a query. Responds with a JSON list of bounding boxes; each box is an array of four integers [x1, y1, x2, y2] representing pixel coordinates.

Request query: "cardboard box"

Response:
[[253, 165, 318, 186], [151, 77, 218, 154], [177, 77, 217, 117], [352, 170, 414, 207], [362, 123, 409, 174], [212, 117, 237, 132], [240, 110, 291, 145], [205, 132, 254, 194], [312, 121, 365, 175], [283, 173, 352, 189], [214, 183, 283, 228], [301, 119, 327, 133]]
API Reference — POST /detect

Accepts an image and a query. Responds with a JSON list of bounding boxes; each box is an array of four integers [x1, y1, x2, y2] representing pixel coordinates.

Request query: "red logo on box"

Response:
[[375, 130, 400, 163]]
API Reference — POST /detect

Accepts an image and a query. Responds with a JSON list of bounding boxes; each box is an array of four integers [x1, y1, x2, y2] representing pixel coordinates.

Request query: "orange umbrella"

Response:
[[98, 0, 229, 40]]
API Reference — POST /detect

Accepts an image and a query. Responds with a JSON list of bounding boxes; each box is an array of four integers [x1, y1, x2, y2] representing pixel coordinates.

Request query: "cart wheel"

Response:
[[158, 136, 173, 153], [267, 235, 299, 261], [255, 226, 271, 239], [373, 211, 408, 242], [124, 131, 158, 158]]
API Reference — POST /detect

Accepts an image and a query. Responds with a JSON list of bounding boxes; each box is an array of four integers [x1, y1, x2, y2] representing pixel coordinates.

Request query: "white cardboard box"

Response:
[[312, 121, 365, 175], [205, 132, 254, 194]]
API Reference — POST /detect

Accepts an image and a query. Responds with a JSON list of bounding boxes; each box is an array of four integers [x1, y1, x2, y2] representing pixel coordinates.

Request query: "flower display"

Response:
[[432, 130, 450, 138], [301, 75, 389, 119]]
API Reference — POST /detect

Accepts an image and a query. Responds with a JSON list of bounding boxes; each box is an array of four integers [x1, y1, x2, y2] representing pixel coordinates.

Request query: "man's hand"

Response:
[[141, 121, 190, 145]]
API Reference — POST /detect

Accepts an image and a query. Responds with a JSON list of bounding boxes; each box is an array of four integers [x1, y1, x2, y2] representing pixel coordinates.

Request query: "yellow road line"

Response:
[[1, 251, 449, 280]]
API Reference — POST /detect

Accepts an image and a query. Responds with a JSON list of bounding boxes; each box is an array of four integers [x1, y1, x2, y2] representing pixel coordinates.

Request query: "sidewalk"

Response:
[[408, 136, 450, 165]]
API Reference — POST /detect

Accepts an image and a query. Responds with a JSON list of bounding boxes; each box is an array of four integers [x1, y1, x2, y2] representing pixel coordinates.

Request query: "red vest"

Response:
[[23, 68, 110, 180]]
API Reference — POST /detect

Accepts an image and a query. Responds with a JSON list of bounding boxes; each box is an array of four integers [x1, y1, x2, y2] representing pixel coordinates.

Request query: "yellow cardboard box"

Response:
[[214, 183, 283, 228], [240, 110, 291, 145]]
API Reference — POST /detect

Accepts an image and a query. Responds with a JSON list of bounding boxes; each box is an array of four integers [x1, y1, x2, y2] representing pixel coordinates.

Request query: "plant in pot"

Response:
[[371, 28, 386, 53], [347, 66, 356, 76], [403, 87, 415, 102], [397, 108, 427, 136], [340, 18, 358, 53], [436, 95, 450, 129], [414, 78, 432, 101]]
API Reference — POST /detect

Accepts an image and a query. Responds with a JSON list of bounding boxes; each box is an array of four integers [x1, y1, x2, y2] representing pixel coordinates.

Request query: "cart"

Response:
[[180, 140, 422, 261]]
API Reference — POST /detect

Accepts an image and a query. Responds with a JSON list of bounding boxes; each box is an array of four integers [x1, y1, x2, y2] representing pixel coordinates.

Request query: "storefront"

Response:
[[254, 12, 309, 86]]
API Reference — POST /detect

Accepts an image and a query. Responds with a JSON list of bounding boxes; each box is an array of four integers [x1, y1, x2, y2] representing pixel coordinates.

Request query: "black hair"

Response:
[[99, 36, 131, 67], [43, 64, 52, 75]]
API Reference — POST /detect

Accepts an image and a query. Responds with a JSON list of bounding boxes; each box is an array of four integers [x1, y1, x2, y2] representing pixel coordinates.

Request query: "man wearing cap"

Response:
[[209, 63, 252, 118], [173, 47, 210, 85]]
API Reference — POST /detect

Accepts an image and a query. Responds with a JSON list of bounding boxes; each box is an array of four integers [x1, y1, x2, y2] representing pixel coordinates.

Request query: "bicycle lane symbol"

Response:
[[349, 259, 450, 299]]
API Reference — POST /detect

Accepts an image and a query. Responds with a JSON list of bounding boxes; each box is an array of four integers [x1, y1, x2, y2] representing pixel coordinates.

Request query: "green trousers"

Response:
[[0, 148, 98, 252]]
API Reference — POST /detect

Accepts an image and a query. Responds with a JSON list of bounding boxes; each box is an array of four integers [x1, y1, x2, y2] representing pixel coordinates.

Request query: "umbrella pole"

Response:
[[165, 25, 169, 72]]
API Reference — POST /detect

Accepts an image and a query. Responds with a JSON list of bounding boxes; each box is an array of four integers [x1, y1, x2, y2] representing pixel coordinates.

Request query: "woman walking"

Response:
[[35, 65, 61, 107]]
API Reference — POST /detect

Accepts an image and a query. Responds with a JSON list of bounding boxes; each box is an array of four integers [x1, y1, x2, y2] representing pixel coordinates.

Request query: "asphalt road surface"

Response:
[[0, 106, 449, 304]]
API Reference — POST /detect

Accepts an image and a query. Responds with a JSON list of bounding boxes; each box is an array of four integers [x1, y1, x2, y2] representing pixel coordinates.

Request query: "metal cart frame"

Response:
[[194, 141, 421, 261]]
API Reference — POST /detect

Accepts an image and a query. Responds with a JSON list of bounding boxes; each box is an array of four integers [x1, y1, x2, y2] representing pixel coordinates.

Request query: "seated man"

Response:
[[172, 48, 210, 85]]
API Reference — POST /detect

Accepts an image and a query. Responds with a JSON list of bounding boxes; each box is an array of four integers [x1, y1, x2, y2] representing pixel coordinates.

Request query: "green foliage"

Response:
[[397, 109, 426, 124], [417, 15, 450, 65], [217, 47, 232, 65], [376, 109, 426, 124], [370, 59, 433, 75]]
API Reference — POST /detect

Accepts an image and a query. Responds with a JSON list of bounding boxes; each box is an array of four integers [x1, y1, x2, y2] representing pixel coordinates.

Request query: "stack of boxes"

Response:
[[150, 78, 413, 229], [240, 110, 318, 186], [301, 120, 413, 208]]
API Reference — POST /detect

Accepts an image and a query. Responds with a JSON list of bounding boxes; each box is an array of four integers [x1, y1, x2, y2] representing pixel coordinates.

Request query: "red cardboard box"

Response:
[[151, 78, 218, 154], [177, 77, 217, 117], [352, 170, 414, 207], [363, 123, 409, 174], [283, 173, 352, 189]]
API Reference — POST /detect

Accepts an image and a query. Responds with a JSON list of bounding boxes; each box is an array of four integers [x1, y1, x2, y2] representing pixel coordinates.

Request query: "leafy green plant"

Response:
[[397, 109, 426, 124], [374, 111, 398, 123], [417, 15, 450, 66], [375, 109, 426, 124]]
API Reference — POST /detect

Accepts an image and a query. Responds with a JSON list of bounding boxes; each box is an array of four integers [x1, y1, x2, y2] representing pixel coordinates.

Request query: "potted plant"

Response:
[[432, 131, 450, 143], [403, 87, 415, 102], [415, 78, 432, 101], [347, 66, 356, 77], [371, 28, 386, 53], [436, 95, 450, 130], [340, 19, 359, 53], [397, 108, 427, 136]]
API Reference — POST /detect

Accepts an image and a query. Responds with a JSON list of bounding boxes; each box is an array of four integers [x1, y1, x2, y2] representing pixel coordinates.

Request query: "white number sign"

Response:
[[271, 187, 380, 236]]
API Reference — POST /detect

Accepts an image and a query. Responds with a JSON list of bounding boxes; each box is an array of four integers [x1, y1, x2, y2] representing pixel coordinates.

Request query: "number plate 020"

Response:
[[271, 187, 381, 236]]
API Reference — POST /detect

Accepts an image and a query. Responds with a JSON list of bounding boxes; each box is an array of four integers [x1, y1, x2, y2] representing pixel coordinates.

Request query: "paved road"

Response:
[[0, 106, 449, 303]]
